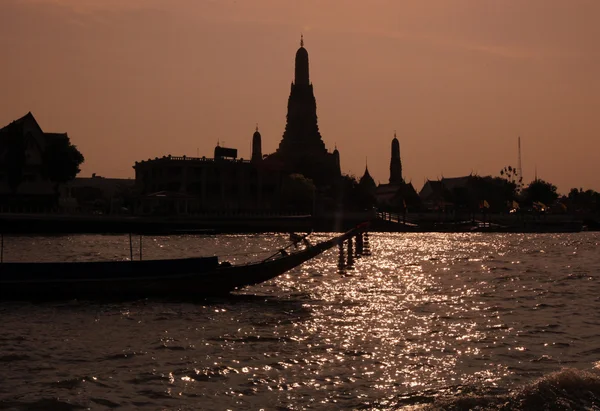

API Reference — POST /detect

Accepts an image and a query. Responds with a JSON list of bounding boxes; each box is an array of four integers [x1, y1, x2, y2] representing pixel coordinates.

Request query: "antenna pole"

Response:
[[518, 136, 523, 183]]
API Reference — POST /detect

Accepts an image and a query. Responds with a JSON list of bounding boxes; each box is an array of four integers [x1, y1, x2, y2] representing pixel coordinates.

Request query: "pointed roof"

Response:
[[1, 112, 41, 133], [362, 165, 372, 179], [359, 165, 376, 187], [0, 112, 71, 161]]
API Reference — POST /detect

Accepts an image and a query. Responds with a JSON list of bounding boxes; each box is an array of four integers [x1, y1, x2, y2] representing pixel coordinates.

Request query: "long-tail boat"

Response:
[[0, 224, 368, 300]]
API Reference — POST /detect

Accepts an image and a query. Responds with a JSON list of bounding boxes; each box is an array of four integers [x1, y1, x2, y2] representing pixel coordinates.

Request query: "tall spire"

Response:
[[271, 37, 339, 185], [294, 35, 310, 86], [390, 131, 403, 184], [252, 124, 262, 163], [517, 136, 523, 184]]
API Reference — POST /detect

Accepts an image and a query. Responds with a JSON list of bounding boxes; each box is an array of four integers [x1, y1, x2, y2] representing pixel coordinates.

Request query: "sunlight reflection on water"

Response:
[[1, 232, 600, 409]]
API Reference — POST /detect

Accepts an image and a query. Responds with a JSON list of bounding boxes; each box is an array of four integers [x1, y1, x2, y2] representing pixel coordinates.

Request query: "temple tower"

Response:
[[271, 36, 339, 185], [360, 164, 377, 193], [295, 34, 310, 86], [333, 145, 341, 176], [389, 131, 403, 184], [251, 124, 262, 163]]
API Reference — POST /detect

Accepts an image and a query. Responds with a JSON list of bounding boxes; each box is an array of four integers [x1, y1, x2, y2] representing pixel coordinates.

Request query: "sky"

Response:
[[1, 0, 599, 193]]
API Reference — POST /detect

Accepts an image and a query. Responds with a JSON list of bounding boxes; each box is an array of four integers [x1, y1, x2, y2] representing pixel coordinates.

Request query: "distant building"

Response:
[[61, 174, 135, 213], [374, 132, 420, 211], [359, 164, 377, 195], [419, 175, 474, 210], [265, 36, 341, 186], [0, 112, 66, 209], [132, 37, 347, 215], [389, 132, 403, 185], [133, 130, 283, 215], [251, 125, 262, 163]]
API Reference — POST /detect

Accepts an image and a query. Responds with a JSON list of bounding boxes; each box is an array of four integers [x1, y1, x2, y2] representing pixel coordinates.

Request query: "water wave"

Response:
[[415, 368, 600, 410]]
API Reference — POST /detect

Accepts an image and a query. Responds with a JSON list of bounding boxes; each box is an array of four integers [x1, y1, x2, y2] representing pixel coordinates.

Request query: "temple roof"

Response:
[[1, 112, 39, 132], [296, 45, 308, 58], [294, 35, 310, 86], [360, 166, 376, 187]]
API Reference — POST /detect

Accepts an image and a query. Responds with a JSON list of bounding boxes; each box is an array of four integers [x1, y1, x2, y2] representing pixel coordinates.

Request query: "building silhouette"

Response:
[[133, 125, 285, 215], [0, 112, 68, 209], [251, 125, 262, 163], [265, 36, 341, 186], [419, 176, 473, 210], [359, 163, 377, 195], [375, 132, 420, 211], [389, 131, 403, 184], [132, 37, 346, 215], [61, 174, 135, 213]]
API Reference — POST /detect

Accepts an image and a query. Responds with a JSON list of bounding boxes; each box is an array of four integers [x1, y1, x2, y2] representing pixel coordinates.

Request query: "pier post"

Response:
[[129, 233, 133, 261], [355, 233, 364, 256], [337, 243, 346, 273], [346, 238, 354, 269], [363, 232, 371, 256]]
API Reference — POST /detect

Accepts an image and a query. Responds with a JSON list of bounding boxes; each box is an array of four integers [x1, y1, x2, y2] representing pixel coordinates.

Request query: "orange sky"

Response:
[[1, 0, 599, 193]]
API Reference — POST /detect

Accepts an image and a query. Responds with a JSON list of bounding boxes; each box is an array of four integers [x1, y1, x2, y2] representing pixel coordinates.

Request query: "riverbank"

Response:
[[372, 211, 596, 233], [0, 213, 317, 235], [0, 212, 596, 234]]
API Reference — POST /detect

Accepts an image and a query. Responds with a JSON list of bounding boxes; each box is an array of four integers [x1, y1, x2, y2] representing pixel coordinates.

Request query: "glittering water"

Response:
[[1, 232, 600, 410]]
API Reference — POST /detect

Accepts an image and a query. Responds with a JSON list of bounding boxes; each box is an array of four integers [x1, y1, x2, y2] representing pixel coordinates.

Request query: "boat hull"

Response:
[[0, 226, 365, 300]]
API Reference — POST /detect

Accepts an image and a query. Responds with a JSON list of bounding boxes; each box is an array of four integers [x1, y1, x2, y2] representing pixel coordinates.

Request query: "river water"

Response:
[[1, 232, 600, 410]]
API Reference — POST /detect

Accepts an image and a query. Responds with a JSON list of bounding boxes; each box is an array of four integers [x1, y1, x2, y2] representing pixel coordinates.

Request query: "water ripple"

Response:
[[0, 232, 600, 409]]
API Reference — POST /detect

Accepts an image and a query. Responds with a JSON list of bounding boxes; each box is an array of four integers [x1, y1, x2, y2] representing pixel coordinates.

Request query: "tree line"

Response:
[[427, 166, 599, 215]]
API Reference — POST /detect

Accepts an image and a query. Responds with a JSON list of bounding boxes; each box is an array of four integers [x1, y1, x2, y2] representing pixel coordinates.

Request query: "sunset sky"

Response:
[[1, 0, 598, 193]]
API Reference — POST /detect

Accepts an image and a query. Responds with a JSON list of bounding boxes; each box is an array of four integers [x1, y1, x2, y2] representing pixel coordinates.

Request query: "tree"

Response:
[[522, 179, 558, 207], [468, 175, 517, 212], [333, 174, 376, 212], [568, 188, 600, 213], [280, 173, 316, 212], [42, 135, 85, 191], [499, 165, 523, 193]]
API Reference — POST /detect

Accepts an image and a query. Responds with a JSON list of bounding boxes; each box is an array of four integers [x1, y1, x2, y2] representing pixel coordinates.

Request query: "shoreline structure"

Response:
[[0, 211, 594, 234]]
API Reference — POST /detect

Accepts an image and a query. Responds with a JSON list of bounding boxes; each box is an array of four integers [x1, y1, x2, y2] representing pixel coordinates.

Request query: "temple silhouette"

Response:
[[363, 132, 420, 211], [131, 36, 425, 216], [130, 36, 349, 215], [265, 35, 341, 186], [389, 132, 402, 185]]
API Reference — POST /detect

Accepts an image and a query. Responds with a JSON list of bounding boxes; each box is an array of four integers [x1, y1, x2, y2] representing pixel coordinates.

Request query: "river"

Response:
[[1, 232, 600, 410]]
